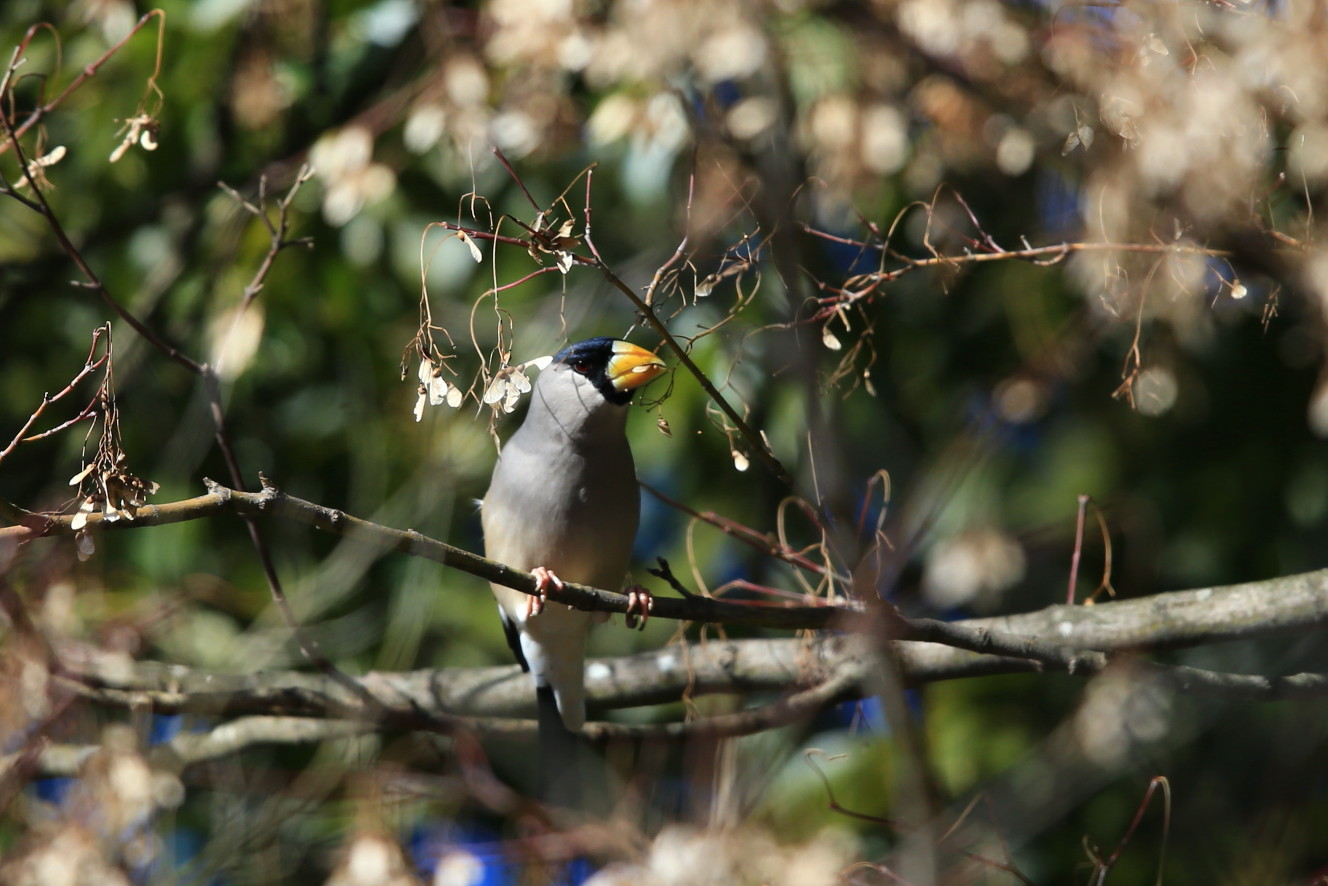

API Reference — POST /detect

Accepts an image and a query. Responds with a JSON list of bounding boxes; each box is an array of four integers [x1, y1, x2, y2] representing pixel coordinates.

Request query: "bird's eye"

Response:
[[572, 359, 592, 375]]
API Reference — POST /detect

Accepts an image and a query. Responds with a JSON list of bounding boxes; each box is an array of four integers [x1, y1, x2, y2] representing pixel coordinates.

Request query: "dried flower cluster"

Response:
[[66, 362, 158, 558], [68, 451, 159, 531]]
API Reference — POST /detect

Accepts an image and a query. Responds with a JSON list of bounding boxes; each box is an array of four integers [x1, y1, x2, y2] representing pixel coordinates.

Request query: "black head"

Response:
[[551, 338, 666, 406]]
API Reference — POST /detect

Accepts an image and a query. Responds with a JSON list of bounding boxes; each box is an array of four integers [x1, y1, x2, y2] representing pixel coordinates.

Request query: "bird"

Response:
[[481, 337, 665, 803]]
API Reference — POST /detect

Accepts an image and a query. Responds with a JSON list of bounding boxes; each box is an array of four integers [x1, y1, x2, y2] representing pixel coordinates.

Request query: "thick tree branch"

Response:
[[55, 580, 1328, 735], [56, 636, 851, 721], [15, 544, 1328, 772], [20, 664, 865, 778], [30, 634, 1328, 776], [9, 481, 1328, 648]]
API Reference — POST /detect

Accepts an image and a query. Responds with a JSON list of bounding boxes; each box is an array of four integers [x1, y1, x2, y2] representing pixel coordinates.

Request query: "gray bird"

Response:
[[481, 337, 665, 800]]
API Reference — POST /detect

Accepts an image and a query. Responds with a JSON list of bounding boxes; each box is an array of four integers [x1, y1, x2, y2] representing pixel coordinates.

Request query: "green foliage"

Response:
[[3, 0, 1328, 883]]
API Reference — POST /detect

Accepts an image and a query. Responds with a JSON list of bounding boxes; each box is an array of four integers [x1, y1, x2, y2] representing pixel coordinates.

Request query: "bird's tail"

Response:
[[536, 683, 582, 809]]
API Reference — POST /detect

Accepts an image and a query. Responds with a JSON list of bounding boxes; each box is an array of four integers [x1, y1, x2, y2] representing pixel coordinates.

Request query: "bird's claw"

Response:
[[528, 566, 565, 618], [624, 585, 654, 630]]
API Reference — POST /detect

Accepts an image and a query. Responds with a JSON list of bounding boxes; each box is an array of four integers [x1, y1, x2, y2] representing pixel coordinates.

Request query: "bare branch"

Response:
[[0, 325, 109, 466], [46, 578, 1328, 747], [19, 717, 378, 777], [2, 479, 855, 630], [0, 11, 167, 158], [22, 669, 862, 777], [10, 481, 1328, 654], [57, 636, 852, 722]]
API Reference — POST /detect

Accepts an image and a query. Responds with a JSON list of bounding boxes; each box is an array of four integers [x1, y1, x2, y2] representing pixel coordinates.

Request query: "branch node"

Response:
[[647, 557, 697, 598]]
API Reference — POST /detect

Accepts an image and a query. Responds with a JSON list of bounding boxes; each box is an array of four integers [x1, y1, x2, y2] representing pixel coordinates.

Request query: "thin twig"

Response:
[[0, 11, 167, 157], [1068, 493, 1089, 605], [0, 326, 109, 465], [591, 249, 797, 488], [0, 72, 202, 374], [641, 480, 840, 580]]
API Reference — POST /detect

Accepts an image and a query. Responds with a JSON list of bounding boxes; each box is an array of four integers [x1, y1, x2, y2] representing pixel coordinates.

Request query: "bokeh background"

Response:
[[3, 0, 1328, 883]]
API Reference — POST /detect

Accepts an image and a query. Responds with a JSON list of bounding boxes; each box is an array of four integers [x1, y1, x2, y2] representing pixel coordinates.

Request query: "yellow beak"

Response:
[[607, 341, 667, 392]]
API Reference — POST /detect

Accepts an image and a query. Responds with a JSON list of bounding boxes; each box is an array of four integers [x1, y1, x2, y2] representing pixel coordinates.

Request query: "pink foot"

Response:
[[527, 566, 564, 618], [624, 585, 654, 630]]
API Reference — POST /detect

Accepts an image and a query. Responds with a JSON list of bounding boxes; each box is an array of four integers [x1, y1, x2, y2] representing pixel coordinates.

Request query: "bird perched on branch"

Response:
[[482, 337, 666, 804]]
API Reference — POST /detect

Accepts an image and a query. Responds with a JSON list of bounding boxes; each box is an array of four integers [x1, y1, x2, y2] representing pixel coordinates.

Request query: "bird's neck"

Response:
[[523, 396, 630, 451]]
